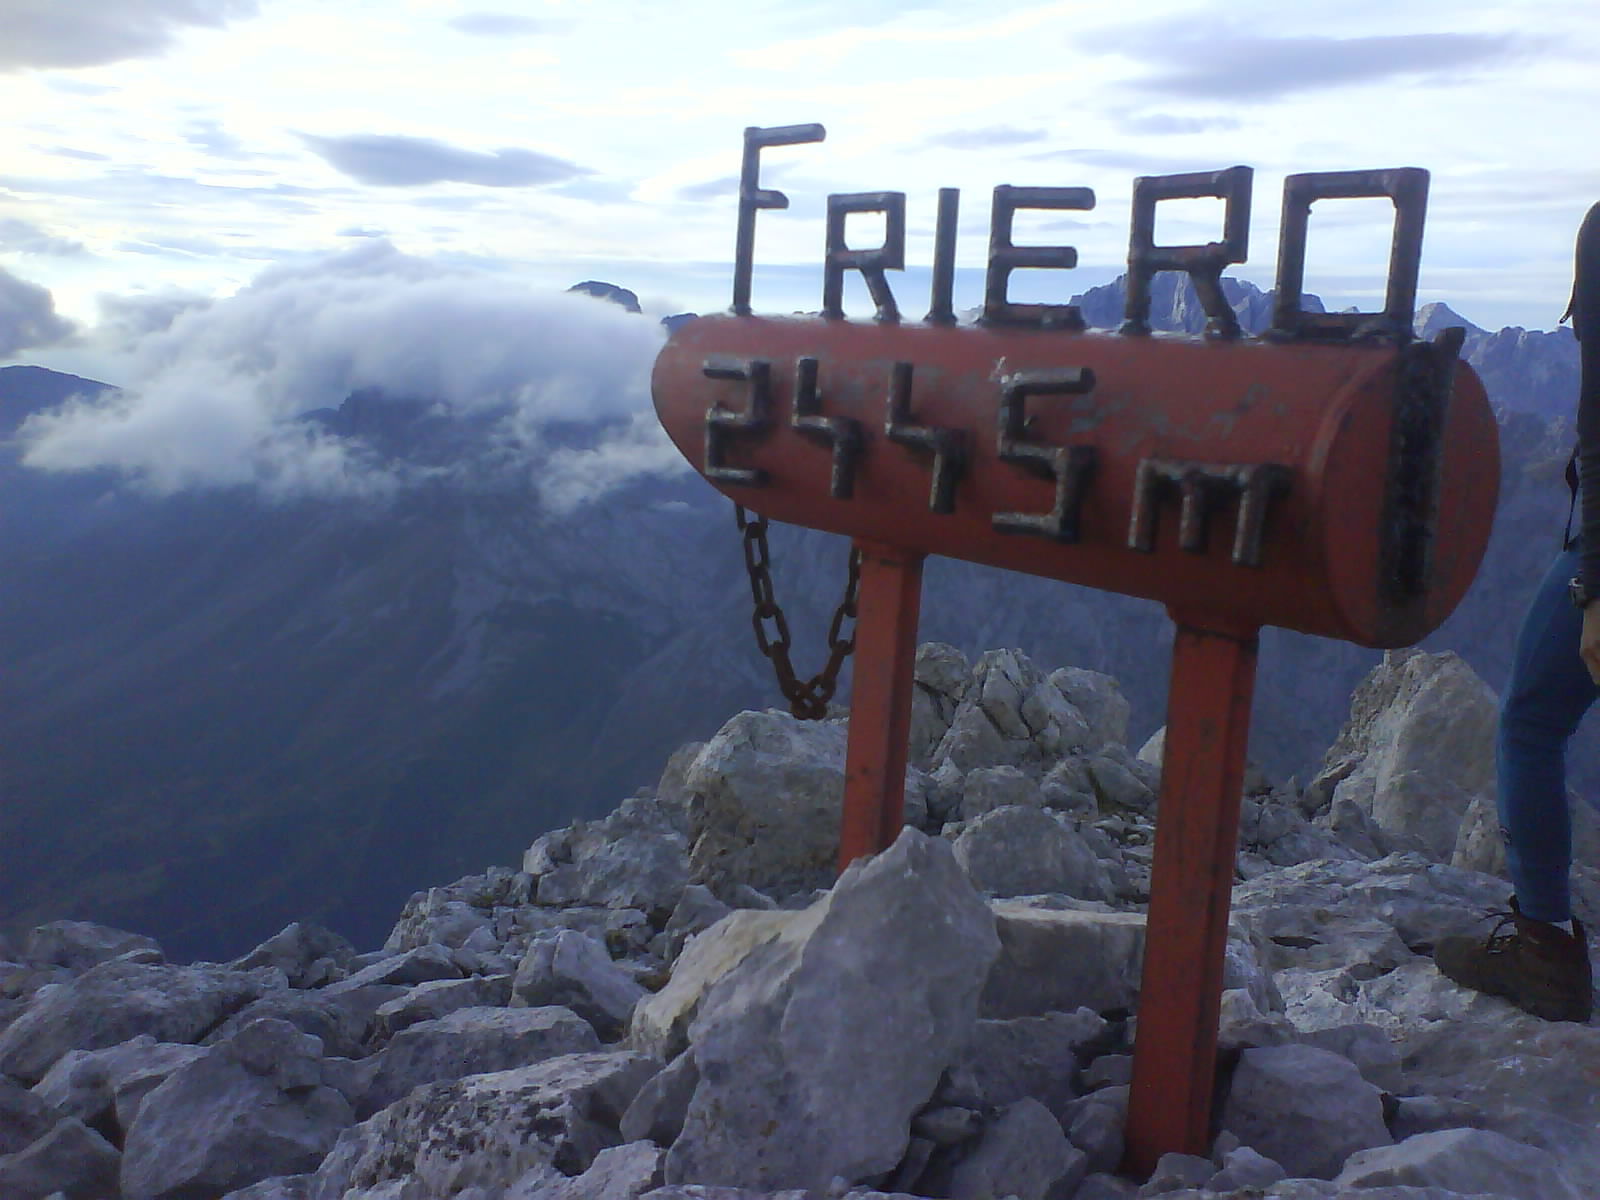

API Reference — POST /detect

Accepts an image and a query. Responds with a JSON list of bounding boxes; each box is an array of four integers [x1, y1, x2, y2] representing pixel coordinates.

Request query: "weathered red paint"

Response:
[[652, 315, 1498, 648], [650, 311, 1500, 1181], [837, 540, 925, 871], [1123, 622, 1259, 1174]]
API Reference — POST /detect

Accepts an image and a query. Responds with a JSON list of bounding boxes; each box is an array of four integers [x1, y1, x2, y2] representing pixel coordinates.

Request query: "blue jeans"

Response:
[[1496, 544, 1599, 922]]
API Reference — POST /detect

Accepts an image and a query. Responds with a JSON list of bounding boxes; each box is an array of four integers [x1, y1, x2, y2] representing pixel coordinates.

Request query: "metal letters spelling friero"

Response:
[[652, 124, 1501, 1178], [658, 125, 1496, 647]]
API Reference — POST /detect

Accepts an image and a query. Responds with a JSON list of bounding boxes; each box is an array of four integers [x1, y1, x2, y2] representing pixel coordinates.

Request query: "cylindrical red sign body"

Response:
[[652, 315, 1498, 647]]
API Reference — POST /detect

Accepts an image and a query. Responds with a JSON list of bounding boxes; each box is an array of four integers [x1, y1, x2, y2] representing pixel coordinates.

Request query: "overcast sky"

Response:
[[3, 0, 1599, 372]]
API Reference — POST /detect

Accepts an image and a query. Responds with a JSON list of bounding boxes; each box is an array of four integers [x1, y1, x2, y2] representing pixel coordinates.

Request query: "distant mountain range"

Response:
[[0, 276, 1587, 959]]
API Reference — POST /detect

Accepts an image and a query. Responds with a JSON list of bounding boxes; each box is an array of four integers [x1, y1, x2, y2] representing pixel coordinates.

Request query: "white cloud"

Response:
[[0, 0, 260, 72], [1, 0, 1597, 332], [299, 133, 590, 189], [446, 12, 571, 37], [0, 215, 87, 255], [18, 241, 679, 505], [0, 265, 75, 356]]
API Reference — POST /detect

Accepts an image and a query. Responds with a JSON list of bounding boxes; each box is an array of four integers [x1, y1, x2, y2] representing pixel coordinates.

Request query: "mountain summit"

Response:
[[0, 278, 1590, 959]]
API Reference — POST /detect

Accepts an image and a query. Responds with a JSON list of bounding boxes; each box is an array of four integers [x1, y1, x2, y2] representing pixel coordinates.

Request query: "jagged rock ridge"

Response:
[[1, 272, 1592, 962], [1, 644, 1595, 1198]]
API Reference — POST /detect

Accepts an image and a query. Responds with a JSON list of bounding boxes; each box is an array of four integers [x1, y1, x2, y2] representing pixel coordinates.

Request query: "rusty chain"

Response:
[[735, 504, 861, 720]]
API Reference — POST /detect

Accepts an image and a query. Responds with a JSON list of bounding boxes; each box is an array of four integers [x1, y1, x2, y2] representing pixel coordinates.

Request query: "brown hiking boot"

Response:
[[1434, 898, 1593, 1022]]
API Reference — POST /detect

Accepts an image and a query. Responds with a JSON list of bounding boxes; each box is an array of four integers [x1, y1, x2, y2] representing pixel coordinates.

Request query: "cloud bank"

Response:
[[0, 266, 76, 357], [0, 0, 259, 72], [446, 12, 570, 37], [923, 126, 1048, 151], [1082, 23, 1524, 100], [300, 134, 589, 188], [18, 241, 680, 508], [0, 217, 88, 257]]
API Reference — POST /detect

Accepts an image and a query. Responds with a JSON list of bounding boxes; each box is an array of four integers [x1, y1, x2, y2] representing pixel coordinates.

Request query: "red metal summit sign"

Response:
[[650, 124, 1500, 1177]]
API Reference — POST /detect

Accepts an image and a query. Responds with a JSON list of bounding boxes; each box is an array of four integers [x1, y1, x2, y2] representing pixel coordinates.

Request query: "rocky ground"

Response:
[[2, 644, 1597, 1200]]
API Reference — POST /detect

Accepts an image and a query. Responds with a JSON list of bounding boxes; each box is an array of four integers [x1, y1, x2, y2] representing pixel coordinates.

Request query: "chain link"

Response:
[[735, 504, 861, 720]]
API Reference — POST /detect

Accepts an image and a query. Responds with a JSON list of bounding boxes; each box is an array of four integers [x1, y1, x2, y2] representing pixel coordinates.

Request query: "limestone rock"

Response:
[[385, 895, 493, 954], [657, 885, 733, 963], [0, 961, 266, 1083], [121, 1018, 353, 1200], [232, 923, 356, 989], [909, 642, 972, 768], [1135, 726, 1164, 769], [934, 697, 1014, 772], [1081, 1053, 1132, 1091], [1017, 669, 1095, 757], [633, 1190, 819, 1200], [923, 758, 966, 825], [947, 1008, 1107, 1113], [373, 973, 514, 1039], [621, 1051, 699, 1146], [911, 1105, 982, 1145], [31, 1035, 203, 1133], [205, 990, 372, 1060], [359, 1005, 600, 1117], [501, 1161, 566, 1198], [219, 1176, 315, 1199], [1386, 1094, 1485, 1141], [653, 742, 704, 835], [531, 796, 690, 920], [1134, 1152, 1213, 1196], [9, 637, 1594, 1200], [1449, 793, 1507, 876], [957, 764, 1038, 820], [1317, 795, 1408, 860], [665, 828, 1000, 1192], [1362, 1011, 1600, 1186], [1218, 1043, 1393, 1179], [0, 1076, 60, 1154], [512, 930, 648, 1040], [980, 904, 1146, 1018], [322, 944, 461, 995], [1308, 649, 1497, 861], [115, 1046, 216, 1134], [1207, 1144, 1288, 1191], [528, 1141, 665, 1199], [0, 1116, 120, 1199], [683, 710, 850, 897], [1228, 853, 1512, 1034], [1215, 987, 1296, 1053], [1061, 1085, 1127, 1175], [1335, 1127, 1579, 1198], [953, 806, 1112, 900], [933, 649, 1094, 768], [383, 866, 531, 953], [311, 1051, 658, 1195], [946, 1097, 1085, 1200], [1049, 667, 1131, 750], [1085, 754, 1155, 817], [630, 909, 800, 1061], [1299, 1023, 1404, 1093], [1073, 1174, 1139, 1199], [1237, 788, 1365, 868], [1039, 757, 1099, 818], [973, 648, 1037, 740], [23, 920, 162, 971]]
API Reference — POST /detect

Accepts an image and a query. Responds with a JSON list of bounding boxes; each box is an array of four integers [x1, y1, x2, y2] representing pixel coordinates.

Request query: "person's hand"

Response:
[[1583, 604, 1600, 685]]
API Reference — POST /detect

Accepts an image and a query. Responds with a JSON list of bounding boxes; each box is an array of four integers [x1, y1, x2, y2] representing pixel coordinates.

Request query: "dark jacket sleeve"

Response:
[[1576, 202, 1600, 592]]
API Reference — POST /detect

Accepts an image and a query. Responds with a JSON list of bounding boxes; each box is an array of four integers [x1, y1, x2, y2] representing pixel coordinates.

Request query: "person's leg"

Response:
[[1436, 545, 1596, 1021], [1496, 544, 1599, 923]]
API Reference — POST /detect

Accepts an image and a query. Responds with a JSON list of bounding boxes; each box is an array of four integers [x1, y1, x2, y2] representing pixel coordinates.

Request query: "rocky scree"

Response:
[[0, 644, 1596, 1199]]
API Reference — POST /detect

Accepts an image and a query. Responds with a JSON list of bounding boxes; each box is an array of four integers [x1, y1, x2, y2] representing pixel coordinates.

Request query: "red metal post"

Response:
[[837, 539, 926, 871], [1123, 620, 1259, 1176]]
